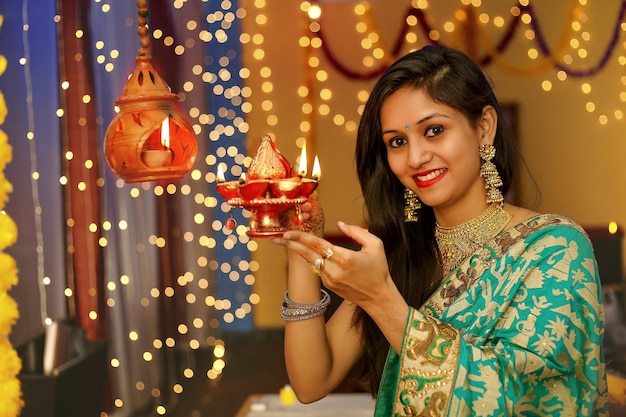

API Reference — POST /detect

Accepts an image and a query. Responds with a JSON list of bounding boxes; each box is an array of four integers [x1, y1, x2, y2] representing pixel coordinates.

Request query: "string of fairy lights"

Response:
[[94, 2, 254, 414], [294, 0, 626, 128], [10, 0, 624, 415], [19, 0, 50, 328]]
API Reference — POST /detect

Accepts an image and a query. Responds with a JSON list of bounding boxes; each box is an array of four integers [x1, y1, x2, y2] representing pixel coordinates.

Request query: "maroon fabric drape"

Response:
[[461, 6, 478, 61], [149, 0, 188, 343], [57, 0, 105, 341]]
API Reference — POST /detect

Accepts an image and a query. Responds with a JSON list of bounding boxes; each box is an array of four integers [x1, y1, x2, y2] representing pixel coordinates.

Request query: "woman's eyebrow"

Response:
[[382, 112, 451, 134]]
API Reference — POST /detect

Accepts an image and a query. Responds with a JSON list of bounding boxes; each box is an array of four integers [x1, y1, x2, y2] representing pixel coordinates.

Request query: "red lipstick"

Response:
[[412, 168, 446, 188]]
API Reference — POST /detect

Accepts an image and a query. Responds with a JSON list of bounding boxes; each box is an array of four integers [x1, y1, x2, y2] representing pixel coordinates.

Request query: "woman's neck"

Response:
[[434, 201, 491, 228]]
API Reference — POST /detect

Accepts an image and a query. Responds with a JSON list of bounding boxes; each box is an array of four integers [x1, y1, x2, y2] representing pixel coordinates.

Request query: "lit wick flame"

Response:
[[161, 117, 170, 149], [239, 172, 248, 184], [312, 155, 321, 180], [216, 164, 225, 182], [298, 141, 307, 177]]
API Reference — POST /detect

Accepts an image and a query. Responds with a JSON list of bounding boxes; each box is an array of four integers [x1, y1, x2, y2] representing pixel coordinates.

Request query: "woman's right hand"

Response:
[[277, 193, 367, 403]]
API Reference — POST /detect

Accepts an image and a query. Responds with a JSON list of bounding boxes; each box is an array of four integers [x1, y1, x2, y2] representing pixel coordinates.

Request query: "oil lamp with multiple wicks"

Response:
[[216, 135, 320, 237]]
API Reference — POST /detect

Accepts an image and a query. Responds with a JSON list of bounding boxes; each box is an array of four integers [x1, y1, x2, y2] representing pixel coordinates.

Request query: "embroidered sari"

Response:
[[374, 214, 608, 416]]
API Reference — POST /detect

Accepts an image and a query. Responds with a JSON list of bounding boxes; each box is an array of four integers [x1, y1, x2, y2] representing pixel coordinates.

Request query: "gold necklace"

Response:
[[435, 203, 511, 277]]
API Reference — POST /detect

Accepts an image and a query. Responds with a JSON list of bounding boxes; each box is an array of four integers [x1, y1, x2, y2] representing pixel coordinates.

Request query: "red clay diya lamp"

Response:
[[216, 135, 320, 237]]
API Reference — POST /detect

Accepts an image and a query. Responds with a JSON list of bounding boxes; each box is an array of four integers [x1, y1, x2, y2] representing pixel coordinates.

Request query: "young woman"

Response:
[[273, 46, 607, 416]]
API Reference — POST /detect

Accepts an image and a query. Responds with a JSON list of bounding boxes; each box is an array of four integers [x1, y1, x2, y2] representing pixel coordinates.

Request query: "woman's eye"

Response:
[[425, 125, 444, 138], [389, 136, 407, 148]]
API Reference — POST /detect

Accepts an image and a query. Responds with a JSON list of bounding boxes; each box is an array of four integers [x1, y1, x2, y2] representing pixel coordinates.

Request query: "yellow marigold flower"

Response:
[[0, 338, 21, 379], [0, 91, 6, 125], [0, 379, 23, 417], [0, 130, 11, 170], [0, 18, 22, 417], [0, 173, 13, 210], [0, 212, 17, 251], [0, 54, 6, 77], [0, 292, 18, 337], [0, 128, 7, 145], [0, 253, 18, 293], [0, 338, 23, 416]]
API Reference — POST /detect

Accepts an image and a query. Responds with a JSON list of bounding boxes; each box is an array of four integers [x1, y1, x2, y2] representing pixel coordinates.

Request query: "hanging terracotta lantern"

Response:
[[103, 0, 197, 183]]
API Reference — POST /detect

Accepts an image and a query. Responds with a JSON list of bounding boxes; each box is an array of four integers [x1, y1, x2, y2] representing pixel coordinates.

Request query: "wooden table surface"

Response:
[[235, 392, 376, 417]]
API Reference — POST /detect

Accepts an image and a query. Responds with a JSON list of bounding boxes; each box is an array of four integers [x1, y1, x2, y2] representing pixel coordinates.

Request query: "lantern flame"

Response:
[[298, 141, 307, 177], [312, 155, 321, 180], [160, 117, 170, 149]]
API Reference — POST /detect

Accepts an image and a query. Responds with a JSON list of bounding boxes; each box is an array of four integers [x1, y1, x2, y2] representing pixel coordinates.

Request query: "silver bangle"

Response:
[[280, 289, 331, 321]]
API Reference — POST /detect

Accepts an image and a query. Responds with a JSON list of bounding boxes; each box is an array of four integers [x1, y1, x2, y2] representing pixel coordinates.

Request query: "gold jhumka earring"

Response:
[[479, 143, 504, 204], [404, 188, 421, 222]]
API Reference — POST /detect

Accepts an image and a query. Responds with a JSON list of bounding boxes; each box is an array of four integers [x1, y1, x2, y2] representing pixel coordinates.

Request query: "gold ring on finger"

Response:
[[314, 257, 325, 271]]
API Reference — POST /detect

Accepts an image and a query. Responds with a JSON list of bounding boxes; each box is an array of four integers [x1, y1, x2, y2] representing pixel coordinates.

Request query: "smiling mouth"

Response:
[[415, 168, 446, 182]]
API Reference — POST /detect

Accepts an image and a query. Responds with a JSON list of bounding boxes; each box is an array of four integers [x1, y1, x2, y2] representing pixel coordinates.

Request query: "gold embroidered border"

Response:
[[394, 309, 461, 417], [424, 215, 578, 317]]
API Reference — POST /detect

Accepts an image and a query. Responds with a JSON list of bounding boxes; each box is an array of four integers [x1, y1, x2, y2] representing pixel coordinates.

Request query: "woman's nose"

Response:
[[408, 140, 430, 168]]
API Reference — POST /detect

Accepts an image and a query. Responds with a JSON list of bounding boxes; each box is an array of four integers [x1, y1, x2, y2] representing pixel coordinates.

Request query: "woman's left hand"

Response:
[[273, 221, 393, 308]]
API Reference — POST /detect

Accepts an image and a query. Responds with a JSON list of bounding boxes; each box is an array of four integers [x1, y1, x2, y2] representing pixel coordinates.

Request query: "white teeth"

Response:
[[416, 168, 445, 181]]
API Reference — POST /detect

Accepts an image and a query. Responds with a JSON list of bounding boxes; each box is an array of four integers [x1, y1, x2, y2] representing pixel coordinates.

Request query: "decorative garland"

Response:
[[0, 14, 24, 417], [314, 1, 626, 80], [528, 0, 626, 77]]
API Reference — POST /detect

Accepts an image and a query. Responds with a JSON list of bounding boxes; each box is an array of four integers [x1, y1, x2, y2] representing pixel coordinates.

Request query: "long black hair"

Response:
[[353, 45, 520, 395]]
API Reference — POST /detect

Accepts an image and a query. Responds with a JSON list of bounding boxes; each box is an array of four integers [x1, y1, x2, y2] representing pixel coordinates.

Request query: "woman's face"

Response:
[[380, 87, 495, 215]]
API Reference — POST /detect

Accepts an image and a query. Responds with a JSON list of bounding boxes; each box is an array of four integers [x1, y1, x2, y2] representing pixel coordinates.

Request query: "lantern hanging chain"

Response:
[[137, 0, 150, 57], [21, 0, 49, 327]]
